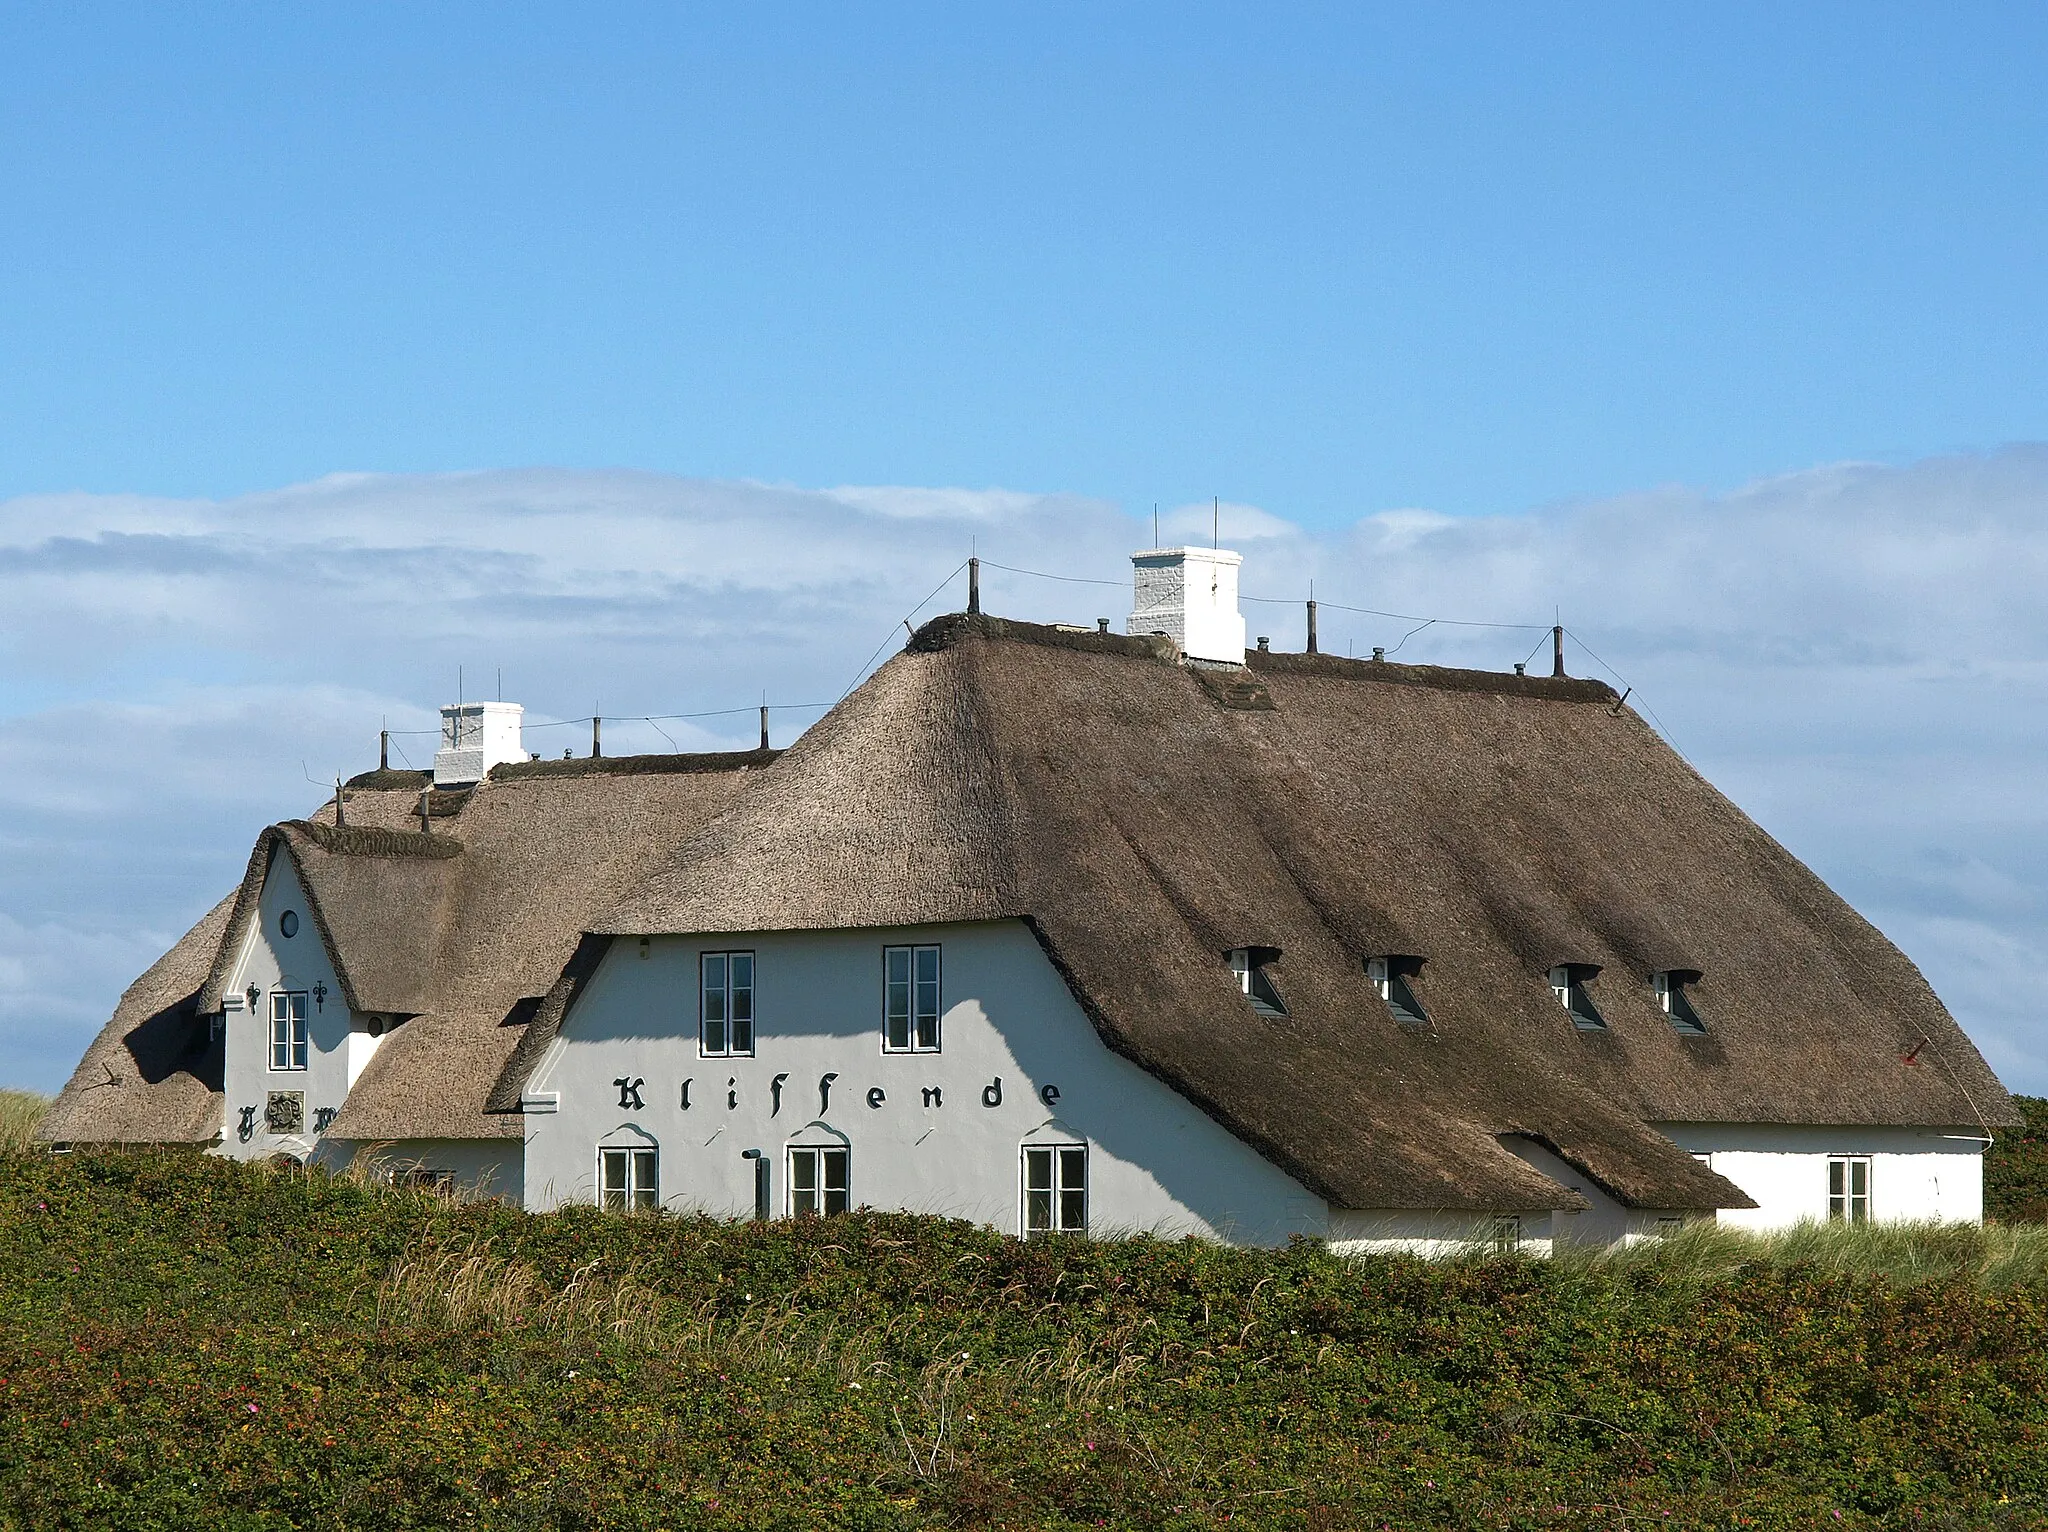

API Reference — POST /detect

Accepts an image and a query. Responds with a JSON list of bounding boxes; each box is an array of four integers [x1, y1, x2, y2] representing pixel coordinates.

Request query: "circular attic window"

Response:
[[279, 910, 300, 939]]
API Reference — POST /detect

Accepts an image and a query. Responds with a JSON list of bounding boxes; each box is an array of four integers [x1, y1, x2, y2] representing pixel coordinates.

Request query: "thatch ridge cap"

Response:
[[1246, 648, 1618, 703]]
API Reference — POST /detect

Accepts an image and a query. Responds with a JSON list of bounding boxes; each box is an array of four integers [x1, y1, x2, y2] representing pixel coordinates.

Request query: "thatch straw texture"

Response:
[[43, 752, 767, 1146], [596, 615, 2016, 1212]]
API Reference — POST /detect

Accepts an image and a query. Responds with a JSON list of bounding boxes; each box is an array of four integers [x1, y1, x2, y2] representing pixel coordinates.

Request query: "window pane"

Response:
[[731, 954, 753, 1022], [1060, 1189, 1085, 1232], [601, 1149, 626, 1210], [885, 947, 911, 1050], [731, 1009, 752, 1056], [1027, 1188, 1052, 1232], [1850, 1160, 1868, 1198], [1025, 1147, 1052, 1192], [1059, 1147, 1086, 1189], [820, 1149, 848, 1215], [290, 993, 308, 1022], [703, 955, 726, 1022], [291, 1021, 307, 1070], [791, 1149, 817, 1215], [631, 1149, 657, 1210], [703, 1014, 727, 1056]]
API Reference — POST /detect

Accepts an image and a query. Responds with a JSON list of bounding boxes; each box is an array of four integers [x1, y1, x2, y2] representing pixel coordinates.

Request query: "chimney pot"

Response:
[[1372, 646, 1386, 662], [1257, 636, 1270, 651], [1096, 617, 1109, 633]]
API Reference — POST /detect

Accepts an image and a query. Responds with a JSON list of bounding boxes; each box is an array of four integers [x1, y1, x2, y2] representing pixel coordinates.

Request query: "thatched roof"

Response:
[[593, 614, 2017, 1213], [37, 895, 235, 1145], [42, 750, 771, 1146]]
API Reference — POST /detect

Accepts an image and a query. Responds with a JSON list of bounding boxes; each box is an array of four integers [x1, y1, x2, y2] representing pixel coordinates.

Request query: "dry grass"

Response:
[[0, 1090, 48, 1150], [1546, 1216, 2048, 1290]]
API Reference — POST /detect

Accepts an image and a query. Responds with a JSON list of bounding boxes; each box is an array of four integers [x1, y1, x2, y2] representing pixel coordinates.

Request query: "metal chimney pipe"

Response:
[[967, 556, 981, 614], [1552, 625, 1565, 678], [592, 716, 602, 758], [759, 705, 770, 751], [379, 729, 389, 771], [418, 786, 431, 834], [1305, 599, 1318, 654]]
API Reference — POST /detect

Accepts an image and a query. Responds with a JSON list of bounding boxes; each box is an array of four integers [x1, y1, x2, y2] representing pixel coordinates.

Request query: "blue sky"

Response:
[[4, 8, 2048, 1099], [7, 6, 2048, 516]]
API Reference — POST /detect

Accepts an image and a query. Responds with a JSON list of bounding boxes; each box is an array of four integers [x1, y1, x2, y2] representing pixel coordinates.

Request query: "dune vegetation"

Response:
[[2, 1134, 2047, 1530]]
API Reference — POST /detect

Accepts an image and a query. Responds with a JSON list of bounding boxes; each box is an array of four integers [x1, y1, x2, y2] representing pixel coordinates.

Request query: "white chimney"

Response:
[[433, 701, 525, 787], [1127, 546, 1246, 664]]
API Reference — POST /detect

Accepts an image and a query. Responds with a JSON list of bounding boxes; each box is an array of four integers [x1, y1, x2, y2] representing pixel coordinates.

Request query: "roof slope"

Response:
[[601, 615, 2016, 1212], [38, 895, 234, 1144], [45, 750, 772, 1145]]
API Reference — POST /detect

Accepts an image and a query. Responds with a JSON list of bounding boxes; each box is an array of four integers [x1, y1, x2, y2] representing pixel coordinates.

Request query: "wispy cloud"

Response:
[[3, 453, 2046, 1095]]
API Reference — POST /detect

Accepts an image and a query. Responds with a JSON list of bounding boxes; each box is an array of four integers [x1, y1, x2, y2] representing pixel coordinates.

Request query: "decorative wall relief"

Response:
[[265, 1091, 305, 1134]]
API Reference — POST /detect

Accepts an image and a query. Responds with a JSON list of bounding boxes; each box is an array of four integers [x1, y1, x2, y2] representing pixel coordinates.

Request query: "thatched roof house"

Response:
[[42, 548, 2019, 1246]]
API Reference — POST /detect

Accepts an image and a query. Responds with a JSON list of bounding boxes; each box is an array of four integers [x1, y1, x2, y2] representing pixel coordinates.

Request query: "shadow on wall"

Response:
[[125, 995, 222, 1090]]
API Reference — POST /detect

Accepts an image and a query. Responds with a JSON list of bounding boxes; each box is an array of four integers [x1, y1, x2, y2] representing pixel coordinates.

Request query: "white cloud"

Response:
[[2, 453, 2046, 1098]]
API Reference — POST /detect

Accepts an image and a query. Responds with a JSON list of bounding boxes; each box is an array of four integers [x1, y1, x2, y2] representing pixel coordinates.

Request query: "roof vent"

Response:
[[433, 701, 525, 787], [1128, 546, 1246, 664]]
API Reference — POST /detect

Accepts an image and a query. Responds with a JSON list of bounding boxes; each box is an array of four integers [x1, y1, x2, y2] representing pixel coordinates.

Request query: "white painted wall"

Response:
[[523, 919, 1327, 1244], [218, 847, 374, 1162], [1654, 1122, 1988, 1230], [1127, 547, 1246, 664], [313, 1138, 525, 1204]]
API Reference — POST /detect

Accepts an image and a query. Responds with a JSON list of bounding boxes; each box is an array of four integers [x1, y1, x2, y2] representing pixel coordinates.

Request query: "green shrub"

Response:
[[1988, 1094, 2048, 1222], [1, 1147, 2045, 1530]]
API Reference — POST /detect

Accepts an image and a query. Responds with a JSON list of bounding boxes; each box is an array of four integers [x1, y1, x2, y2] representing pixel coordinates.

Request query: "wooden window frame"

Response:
[[882, 945, 942, 1053], [699, 951, 756, 1058], [599, 1144, 658, 1212], [269, 991, 309, 1071], [1021, 1142, 1088, 1237]]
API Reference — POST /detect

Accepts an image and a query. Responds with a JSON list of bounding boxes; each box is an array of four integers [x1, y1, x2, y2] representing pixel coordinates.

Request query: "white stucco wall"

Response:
[[218, 847, 378, 1162], [522, 919, 1327, 1244], [313, 1138, 525, 1203], [1653, 1122, 1988, 1230]]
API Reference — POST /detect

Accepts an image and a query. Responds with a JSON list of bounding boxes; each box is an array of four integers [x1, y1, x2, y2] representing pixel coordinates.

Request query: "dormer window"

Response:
[[1366, 956, 1429, 1026], [1653, 971, 1707, 1034], [1548, 965, 1606, 1030], [1227, 948, 1287, 1017]]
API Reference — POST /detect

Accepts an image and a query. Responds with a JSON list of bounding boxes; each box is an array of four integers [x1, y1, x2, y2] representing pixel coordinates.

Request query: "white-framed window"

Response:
[[1656, 1215, 1685, 1238], [1227, 948, 1288, 1016], [1366, 956, 1429, 1025], [788, 1145, 849, 1216], [600, 1144, 658, 1211], [269, 991, 309, 1071], [1548, 965, 1606, 1030], [1491, 1215, 1521, 1254], [1653, 971, 1707, 1034], [883, 945, 941, 1052], [1828, 1156, 1871, 1222], [1022, 1142, 1088, 1236], [700, 951, 755, 1057]]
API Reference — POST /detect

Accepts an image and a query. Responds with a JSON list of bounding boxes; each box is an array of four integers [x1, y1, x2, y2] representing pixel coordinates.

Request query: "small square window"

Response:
[[600, 1145, 658, 1211], [1227, 948, 1288, 1016], [1491, 1214, 1521, 1254], [700, 952, 755, 1057], [1023, 1143, 1088, 1235], [1656, 1215, 1685, 1238], [1548, 965, 1606, 1030], [789, 1146, 849, 1216], [269, 992, 309, 1070], [1828, 1156, 1871, 1222], [1653, 971, 1707, 1034], [883, 946, 941, 1052], [1366, 956, 1429, 1025]]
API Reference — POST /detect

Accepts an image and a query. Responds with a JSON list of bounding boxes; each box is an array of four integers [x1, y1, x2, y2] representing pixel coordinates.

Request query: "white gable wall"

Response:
[[523, 919, 1328, 1243], [1653, 1122, 1988, 1230], [218, 847, 369, 1161]]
